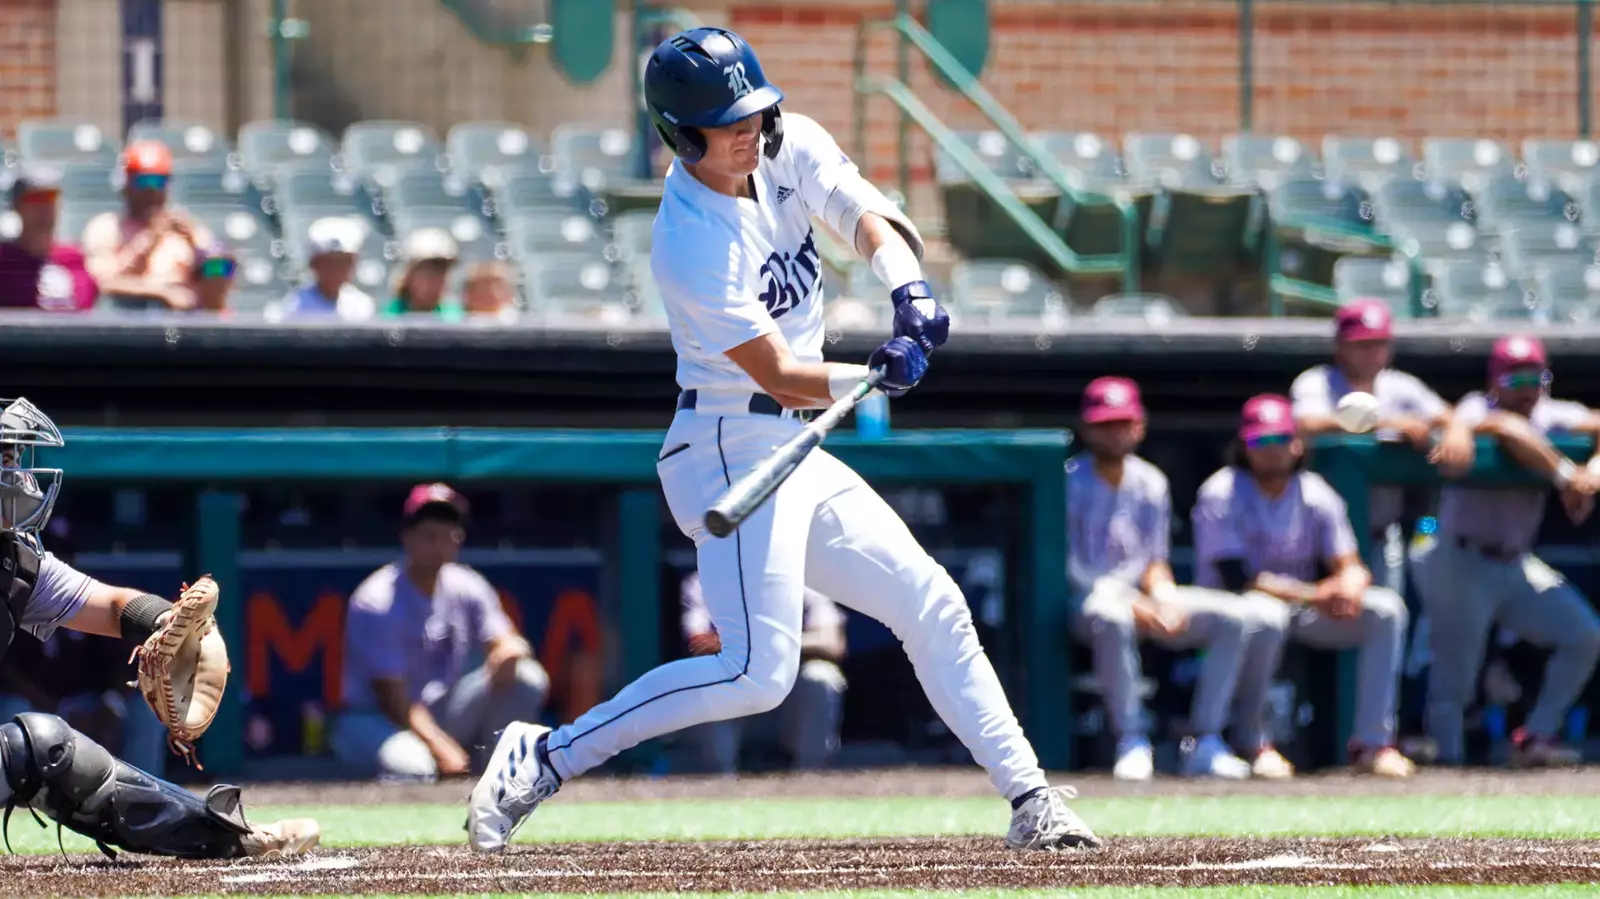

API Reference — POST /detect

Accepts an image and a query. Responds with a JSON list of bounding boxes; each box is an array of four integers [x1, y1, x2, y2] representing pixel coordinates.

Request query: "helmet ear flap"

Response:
[[653, 121, 708, 165], [761, 107, 784, 160]]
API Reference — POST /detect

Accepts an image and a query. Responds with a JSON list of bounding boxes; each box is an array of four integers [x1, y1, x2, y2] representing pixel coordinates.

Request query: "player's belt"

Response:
[[677, 390, 815, 421], [1454, 536, 1520, 563]]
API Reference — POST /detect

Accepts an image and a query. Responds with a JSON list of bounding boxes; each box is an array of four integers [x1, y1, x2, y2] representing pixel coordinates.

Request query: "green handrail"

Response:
[[1263, 213, 1426, 319], [853, 15, 1139, 289]]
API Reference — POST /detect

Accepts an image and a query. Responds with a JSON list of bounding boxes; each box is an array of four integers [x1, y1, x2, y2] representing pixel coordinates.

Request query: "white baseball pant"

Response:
[[541, 403, 1049, 803]]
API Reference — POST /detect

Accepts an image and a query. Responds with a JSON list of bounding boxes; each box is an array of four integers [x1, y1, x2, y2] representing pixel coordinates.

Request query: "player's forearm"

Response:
[[770, 360, 872, 408], [1335, 561, 1371, 597], [406, 702, 454, 749], [1249, 572, 1319, 604], [1139, 561, 1178, 603], [855, 213, 922, 291], [1482, 412, 1573, 484]]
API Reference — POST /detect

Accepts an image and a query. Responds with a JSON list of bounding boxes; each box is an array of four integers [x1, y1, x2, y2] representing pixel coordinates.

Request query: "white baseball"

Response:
[[1336, 391, 1381, 433]]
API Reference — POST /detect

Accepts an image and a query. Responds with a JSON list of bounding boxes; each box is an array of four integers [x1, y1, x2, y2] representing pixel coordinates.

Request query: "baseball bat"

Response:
[[703, 369, 886, 539]]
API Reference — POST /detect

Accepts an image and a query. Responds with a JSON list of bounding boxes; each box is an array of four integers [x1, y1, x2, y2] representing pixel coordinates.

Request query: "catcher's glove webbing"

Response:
[[129, 576, 228, 769]]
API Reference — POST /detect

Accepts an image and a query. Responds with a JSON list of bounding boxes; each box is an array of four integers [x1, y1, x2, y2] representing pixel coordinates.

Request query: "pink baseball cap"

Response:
[[1489, 334, 1548, 380], [1240, 393, 1295, 441], [1335, 298, 1393, 342], [1080, 376, 1145, 424], [402, 482, 467, 523]]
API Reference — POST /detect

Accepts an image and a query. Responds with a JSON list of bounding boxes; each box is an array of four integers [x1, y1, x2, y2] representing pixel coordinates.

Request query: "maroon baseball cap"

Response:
[[402, 482, 467, 524], [1489, 334, 1548, 380], [1240, 393, 1295, 442], [1081, 376, 1145, 424], [1335, 298, 1393, 342]]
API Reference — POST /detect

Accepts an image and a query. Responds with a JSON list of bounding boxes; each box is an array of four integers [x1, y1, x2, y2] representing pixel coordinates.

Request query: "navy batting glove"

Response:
[[890, 280, 950, 356], [868, 336, 929, 398]]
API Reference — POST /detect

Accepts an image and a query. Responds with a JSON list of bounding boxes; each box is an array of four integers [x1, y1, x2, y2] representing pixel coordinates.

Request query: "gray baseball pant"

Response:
[[1412, 538, 1600, 763], [1075, 579, 1285, 741]]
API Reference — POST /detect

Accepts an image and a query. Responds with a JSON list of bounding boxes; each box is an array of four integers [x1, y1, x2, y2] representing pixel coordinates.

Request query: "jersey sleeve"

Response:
[[344, 574, 407, 683], [1453, 392, 1492, 428], [783, 114, 859, 224], [1290, 367, 1334, 419], [1148, 474, 1173, 563], [653, 232, 779, 355], [1191, 475, 1246, 588], [1543, 398, 1596, 433], [465, 568, 514, 645], [20, 552, 98, 641], [1307, 476, 1360, 562], [1398, 371, 1449, 419]]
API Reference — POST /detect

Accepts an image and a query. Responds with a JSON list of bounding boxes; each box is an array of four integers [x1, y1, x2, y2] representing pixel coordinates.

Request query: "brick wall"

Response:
[[1, 0, 58, 137], [732, 0, 1591, 182]]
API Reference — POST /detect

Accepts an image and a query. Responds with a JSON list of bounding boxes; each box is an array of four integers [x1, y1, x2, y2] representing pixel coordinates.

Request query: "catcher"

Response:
[[0, 397, 318, 860]]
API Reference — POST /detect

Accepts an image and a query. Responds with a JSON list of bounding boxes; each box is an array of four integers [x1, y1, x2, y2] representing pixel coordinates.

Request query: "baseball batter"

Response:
[[0, 397, 318, 859], [1411, 335, 1600, 767], [468, 27, 1098, 854], [1289, 299, 1474, 590], [1069, 377, 1282, 781], [1194, 394, 1415, 778]]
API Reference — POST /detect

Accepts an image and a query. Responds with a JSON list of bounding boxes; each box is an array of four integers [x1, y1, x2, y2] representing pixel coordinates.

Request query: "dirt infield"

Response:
[[4, 837, 1598, 895]]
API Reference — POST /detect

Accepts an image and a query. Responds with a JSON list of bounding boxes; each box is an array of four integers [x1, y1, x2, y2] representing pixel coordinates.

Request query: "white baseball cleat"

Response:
[[468, 721, 560, 854], [1111, 737, 1154, 782], [1182, 735, 1252, 780], [1005, 786, 1102, 850], [240, 818, 321, 858]]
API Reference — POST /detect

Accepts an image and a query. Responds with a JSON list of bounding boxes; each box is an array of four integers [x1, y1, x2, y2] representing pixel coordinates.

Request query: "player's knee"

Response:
[[1241, 591, 1292, 634], [1362, 587, 1408, 631], [1568, 611, 1600, 658], [376, 731, 438, 780]]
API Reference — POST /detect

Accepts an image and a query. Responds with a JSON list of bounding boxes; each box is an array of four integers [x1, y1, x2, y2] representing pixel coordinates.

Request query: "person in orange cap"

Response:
[[81, 139, 231, 311]]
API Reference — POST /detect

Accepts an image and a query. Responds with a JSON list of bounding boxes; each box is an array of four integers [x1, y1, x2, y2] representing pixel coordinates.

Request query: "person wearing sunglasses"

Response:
[[1290, 299, 1475, 594], [1193, 394, 1414, 780], [81, 140, 217, 312], [1068, 377, 1281, 782], [0, 164, 98, 312], [1411, 335, 1600, 769]]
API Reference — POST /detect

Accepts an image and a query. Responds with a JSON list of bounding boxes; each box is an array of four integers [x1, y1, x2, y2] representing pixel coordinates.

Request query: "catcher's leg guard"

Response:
[[0, 712, 251, 859]]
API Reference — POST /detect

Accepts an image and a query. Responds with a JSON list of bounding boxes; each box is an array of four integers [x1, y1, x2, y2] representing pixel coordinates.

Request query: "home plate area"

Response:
[[2, 837, 1599, 895]]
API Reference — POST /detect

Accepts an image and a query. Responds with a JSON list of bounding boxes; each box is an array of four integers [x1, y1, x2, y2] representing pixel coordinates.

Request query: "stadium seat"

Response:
[[607, 210, 654, 267], [1125, 133, 1257, 277], [384, 167, 480, 216], [238, 120, 337, 182], [391, 209, 503, 264], [1221, 133, 1317, 190], [126, 119, 233, 165], [936, 130, 1062, 267], [946, 259, 1069, 327], [550, 125, 661, 217], [170, 160, 258, 210], [17, 120, 120, 166], [271, 165, 386, 233], [1474, 172, 1579, 236], [57, 201, 117, 245], [522, 252, 633, 324], [1322, 135, 1415, 191], [1421, 137, 1515, 191], [1430, 260, 1530, 319], [1029, 131, 1142, 266], [505, 211, 604, 259], [1372, 178, 1480, 265], [177, 203, 281, 263], [1332, 256, 1416, 312], [1031, 132, 1124, 190], [484, 167, 577, 218], [1522, 138, 1600, 192], [1123, 133, 1220, 189], [446, 122, 544, 178], [1264, 178, 1390, 309], [1497, 220, 1598, 278], [1086, 293, 1188, 322], [1532, 257, 1600, 321], [340, 120, 443, 183], [229, 256, 293, 317], [621, 258, 664, 323], [54, 162, 120, 206]]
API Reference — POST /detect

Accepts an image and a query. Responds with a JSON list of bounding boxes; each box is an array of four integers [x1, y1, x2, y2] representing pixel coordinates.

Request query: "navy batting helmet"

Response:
[[644, 28, 785, 165]]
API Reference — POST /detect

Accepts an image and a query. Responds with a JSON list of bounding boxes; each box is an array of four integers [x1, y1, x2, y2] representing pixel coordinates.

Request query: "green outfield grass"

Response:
[[6, 792, 1599, 855]]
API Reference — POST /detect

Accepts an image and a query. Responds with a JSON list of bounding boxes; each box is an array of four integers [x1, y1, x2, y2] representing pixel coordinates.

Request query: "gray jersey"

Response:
[[1192, 467, 1358, 587], [1291, 364, 1448, 531], [1436, 392, 1593, 552], [23, 552, 98, 641], [681, 571, 843, 638], [1066, 453, 1170, 592]]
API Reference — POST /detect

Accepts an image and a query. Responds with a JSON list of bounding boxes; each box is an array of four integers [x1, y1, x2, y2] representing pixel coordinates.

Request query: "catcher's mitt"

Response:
[[129, 575, 229, 769]]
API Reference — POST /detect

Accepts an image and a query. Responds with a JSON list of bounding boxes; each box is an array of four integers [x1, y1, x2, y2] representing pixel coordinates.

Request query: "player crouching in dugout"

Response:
[[1193, 394, 1416, 779], [1068, 377, 1285, 782], [331, 483, 549, 781]]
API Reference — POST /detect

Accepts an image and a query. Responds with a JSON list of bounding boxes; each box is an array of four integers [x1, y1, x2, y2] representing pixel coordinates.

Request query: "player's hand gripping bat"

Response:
[[703, 369, 885, 538]]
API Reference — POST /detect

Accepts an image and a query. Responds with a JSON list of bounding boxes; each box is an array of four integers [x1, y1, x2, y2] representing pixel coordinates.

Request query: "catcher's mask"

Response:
[[0, 398, 63, 537]]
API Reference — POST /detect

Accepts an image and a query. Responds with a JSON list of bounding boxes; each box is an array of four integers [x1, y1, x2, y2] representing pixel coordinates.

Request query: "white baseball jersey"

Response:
[[1192, 467, 1358, 587], [1065, 454, 1171, 592], [652, 113, 850, 393]]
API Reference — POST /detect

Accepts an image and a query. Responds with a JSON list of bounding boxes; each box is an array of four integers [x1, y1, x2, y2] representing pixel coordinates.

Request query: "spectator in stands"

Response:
[[1411, 335, 1600, 768], [0, 164, 97, 311], [1290, 299, 1474, 591], [385, 228, 463, 321], [461, 261, 519, 322], [280, 216, 376, 321], [331, 483, 549, 781], [81, 139, 230, 312], [0, 517, 167, 775], [679, 570, 846, 774]]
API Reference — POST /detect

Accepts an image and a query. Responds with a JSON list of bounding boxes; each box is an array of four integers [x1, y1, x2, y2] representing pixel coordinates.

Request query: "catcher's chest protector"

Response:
[[0, 534, 41, 664]]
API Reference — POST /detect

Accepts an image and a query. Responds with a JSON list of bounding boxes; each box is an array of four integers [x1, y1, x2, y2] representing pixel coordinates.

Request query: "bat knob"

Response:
[[704, 509, 734, 539]]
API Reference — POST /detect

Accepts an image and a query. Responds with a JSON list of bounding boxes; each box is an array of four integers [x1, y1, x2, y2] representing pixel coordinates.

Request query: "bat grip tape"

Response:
[[121, 593, 174, 642]]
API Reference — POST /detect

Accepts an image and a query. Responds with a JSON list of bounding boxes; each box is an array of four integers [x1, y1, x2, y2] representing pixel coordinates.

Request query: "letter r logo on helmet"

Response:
[[644, 27, 785, 165], [724, 61, 754, 99]]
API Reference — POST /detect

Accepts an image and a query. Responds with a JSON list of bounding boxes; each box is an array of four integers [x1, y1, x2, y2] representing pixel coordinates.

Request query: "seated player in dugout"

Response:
[[1193, 394, 1416, 779], [1068, 377, 1284, 782], [679, 570, 846, 774], [1411, 335, 1600, 768], [330, 483, 550, 781], [1289, 299, 1474, 591], [0, 397, 317, 859], [81, 140, 236, 312]]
